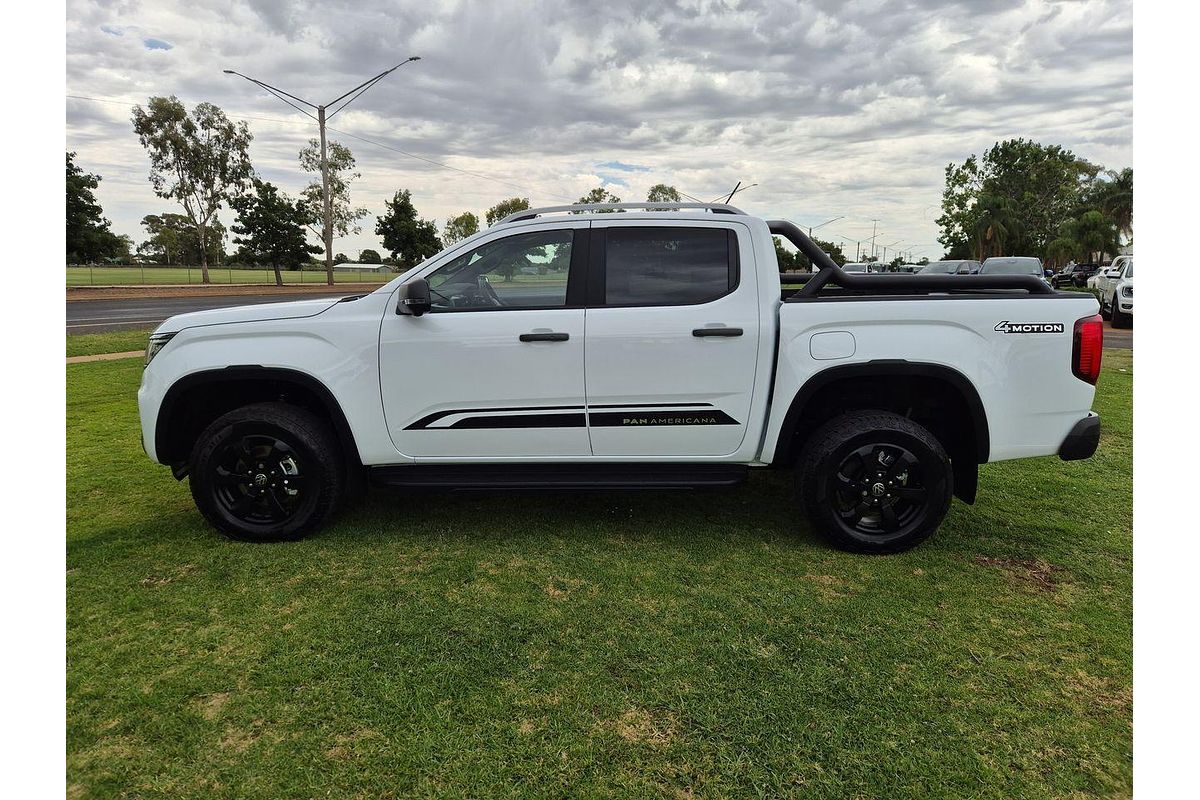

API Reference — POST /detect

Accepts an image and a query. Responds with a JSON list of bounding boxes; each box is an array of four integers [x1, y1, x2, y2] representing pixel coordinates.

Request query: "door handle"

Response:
[[693, 327, 743, 337], [519, 332, 570, 342]]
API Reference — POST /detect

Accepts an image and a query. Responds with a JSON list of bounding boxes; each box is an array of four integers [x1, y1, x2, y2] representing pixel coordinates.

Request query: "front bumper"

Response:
[[1059, 413, 1100, 461]]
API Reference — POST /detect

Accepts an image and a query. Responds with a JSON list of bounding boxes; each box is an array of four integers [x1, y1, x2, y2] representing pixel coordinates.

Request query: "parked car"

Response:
[[1051, 263, 1100, 289], [980, 256, 1050, 285], [919, 260, 981, 275], [842, 262, 878, 274], [139, 202, 1102, 554], [1099, 257, 1133, 327]]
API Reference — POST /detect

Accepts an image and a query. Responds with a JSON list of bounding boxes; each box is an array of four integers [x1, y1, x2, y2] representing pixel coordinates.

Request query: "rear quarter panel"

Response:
[[762, 294, 1101, 463]]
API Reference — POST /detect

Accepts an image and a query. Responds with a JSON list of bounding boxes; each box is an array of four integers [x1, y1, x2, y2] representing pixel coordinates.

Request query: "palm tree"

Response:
[[1045, 236, 1077, 270], [1073, 210, 1120, 263], [971, 194, 1021, 260], [1099, 167, 1133, 239]]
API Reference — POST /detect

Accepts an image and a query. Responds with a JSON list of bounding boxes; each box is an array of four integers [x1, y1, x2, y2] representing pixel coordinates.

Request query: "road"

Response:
[[66, 291, 354, 333]]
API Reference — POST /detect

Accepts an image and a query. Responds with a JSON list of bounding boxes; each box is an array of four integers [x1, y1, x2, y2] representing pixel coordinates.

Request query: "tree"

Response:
[[1045, 236, 1077, 269], [1095, 167, 1133, 239], [376, 189, 442, 268], [972, 193, 1021, 260], [334, 253, 349, 264], [773, 236, 796, 270], [138, 213, 226, 266], [298, 139, 369, 284], [647, 184, 682, 205], [131, 96, 252, 283], [572, 185, 622, 212], [1071, 210, 1120, 264], [358, 248, 382, 264], [229, 179, 321, 286], [485, 197, 530, 227], [793, 238, 847, 270], [936, 139, 1099, 259], [443, 211, 480, 246], [66, 152, 126, 263]]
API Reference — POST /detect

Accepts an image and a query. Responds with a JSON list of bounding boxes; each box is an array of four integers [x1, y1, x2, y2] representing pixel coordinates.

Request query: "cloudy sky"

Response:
[[66, 0, 1132, 262]]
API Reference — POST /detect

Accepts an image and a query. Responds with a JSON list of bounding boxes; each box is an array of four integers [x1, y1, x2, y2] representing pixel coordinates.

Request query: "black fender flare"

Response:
[[154, 366, 361, 469], [773, 359, 990, 467]]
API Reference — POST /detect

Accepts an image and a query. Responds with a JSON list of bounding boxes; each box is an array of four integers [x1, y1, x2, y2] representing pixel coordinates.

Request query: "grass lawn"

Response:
[[66, 329, 153, 359], [66, 352, 1132, 798], [67, 266, 393, 287]]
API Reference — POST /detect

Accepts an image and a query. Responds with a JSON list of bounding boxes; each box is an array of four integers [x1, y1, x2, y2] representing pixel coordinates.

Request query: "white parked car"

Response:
[[1099, 257, 1133, 327], [919, 260, 981, 275], [139, 202, 1103, 554], [1089, 255, 1129, 291], [842, 262, 878, 274]]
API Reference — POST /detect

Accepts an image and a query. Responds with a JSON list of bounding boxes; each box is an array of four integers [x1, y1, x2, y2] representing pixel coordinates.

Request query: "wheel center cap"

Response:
[[871, 482, 886, 497], [253, 473, 268, 487]]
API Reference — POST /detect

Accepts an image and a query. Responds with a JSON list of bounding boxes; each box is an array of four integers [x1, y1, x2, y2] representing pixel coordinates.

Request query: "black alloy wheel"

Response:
[[797, 411, 954, 553], [189, 402, 343, 542]]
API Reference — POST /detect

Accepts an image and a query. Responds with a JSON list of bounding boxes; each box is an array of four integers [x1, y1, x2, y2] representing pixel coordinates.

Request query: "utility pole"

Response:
[[225, 57, 421, 285], [869, 219, 879, 260]]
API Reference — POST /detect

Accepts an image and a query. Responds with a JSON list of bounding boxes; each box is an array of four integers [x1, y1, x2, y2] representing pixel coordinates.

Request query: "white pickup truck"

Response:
[[138, 203, 1104, 553]]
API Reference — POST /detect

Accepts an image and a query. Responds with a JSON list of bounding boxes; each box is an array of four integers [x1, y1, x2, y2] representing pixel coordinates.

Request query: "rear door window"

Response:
[[600, 227, 738, 306]]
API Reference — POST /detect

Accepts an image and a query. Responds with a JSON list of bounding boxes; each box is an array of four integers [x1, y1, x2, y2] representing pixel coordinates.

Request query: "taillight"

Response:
[[1072, 314, 1103, 384]]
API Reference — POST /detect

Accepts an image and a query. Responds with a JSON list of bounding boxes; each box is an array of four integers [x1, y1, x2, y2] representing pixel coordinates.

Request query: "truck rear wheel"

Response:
[[189, 402, 343, 542], [797, 411, 953, 554]]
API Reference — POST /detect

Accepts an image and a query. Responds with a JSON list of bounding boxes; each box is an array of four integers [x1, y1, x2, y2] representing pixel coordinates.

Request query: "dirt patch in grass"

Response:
[[197, 692, 230, 721], [973, 555, 1065, 592], [614, 708, 678, 746]]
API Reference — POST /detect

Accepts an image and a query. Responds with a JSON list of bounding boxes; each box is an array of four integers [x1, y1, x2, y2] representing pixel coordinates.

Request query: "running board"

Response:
[[369, 463, 748, 490]]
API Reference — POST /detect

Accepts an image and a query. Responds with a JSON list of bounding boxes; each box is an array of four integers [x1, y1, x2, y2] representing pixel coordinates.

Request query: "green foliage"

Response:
[[780, 237, 847, 271], [358, 248, 382, 264], [298, 140, 369, 241], [66, 152, 127, 264], [484, 197, 530, 227], [647, 184, 682, 205], [571, 185, 623, 212], [376, 189, 443, 268], [229, 180, 322, 285], [443, 211, 480, 246], [131, 97, 253, 280], [138, 213, 226, 266], [936, 139, 1111, 261], [333, 253, 349, 264]]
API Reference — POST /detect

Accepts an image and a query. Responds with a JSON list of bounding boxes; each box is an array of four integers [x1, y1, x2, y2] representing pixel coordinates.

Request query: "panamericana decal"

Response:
[[405, 403, 738, 430]]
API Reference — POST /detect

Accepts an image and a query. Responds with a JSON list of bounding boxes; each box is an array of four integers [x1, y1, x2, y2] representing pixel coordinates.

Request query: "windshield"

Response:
[[919, 261, 957, 274], [1123, 259, 1133, 278], [981, 257, 1042, 275], [843, 263, 867, 273]]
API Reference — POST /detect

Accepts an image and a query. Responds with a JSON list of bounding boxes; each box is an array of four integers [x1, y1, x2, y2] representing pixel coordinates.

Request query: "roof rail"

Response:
[[496, 201, 746, 226]]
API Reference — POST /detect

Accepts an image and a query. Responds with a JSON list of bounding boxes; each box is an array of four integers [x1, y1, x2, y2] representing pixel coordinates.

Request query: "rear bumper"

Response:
[[1059, 413, 1100, 461]]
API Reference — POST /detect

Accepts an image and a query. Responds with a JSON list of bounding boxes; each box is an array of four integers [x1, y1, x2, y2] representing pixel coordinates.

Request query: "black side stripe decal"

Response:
[[405, 403, 736, 430]]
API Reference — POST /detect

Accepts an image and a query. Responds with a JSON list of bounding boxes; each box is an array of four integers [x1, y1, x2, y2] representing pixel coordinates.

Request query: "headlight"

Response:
[[1121, 285, 1132, 297], [145, 333, 176, 366]]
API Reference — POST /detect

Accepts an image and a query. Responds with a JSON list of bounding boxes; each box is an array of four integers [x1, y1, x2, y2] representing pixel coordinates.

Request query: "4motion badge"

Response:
[[994, 321, 1065, 334]]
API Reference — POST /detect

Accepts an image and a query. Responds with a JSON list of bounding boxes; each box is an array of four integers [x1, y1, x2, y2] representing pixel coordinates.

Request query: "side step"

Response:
[[369, 463, 748, 490]]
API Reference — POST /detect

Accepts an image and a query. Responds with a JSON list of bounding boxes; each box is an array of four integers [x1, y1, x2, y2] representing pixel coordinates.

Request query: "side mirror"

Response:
[[1044, 269, 1054, 278], [396, 278, 432, 316]]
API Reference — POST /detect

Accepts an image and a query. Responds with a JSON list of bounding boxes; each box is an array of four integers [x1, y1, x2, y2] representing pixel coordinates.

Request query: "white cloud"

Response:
[[65, 0, 1132, 261]]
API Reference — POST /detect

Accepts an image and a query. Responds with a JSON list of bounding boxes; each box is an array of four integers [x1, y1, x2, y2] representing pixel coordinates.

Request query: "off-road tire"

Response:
[[189, 402, 343, 542], [797, 411, 954, 554]]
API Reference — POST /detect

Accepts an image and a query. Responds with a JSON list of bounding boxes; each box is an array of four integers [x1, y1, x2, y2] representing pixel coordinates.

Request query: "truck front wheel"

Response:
[[189, 402, 344, 542], [797, 411, 953, 554]]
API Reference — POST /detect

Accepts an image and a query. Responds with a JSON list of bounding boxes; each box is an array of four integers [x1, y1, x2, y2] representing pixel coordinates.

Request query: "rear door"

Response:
[[583, 220, 761, 457]]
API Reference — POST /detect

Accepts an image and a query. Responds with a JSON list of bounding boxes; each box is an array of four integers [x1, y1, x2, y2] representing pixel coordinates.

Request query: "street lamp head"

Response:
[[409, 56, 421, 61], [222, 69, 235, 74]]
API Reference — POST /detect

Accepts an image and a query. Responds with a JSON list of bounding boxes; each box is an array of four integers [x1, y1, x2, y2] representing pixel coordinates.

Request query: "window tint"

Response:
[[426, 229, 574, 311], [604, 227, 736, 306]]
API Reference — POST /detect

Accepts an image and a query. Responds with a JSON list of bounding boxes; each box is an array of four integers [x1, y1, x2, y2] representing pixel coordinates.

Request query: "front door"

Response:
[[583, 221, 762, 457], [379, 222, 591, 459]]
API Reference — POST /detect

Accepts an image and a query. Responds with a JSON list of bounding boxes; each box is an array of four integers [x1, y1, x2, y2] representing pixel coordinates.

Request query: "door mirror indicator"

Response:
[[397, 278, 432, 316]]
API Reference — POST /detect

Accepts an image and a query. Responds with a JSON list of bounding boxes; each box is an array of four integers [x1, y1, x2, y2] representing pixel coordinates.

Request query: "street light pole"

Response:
[[808, 215, 845, 238], [224, 57, 421, 285]]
